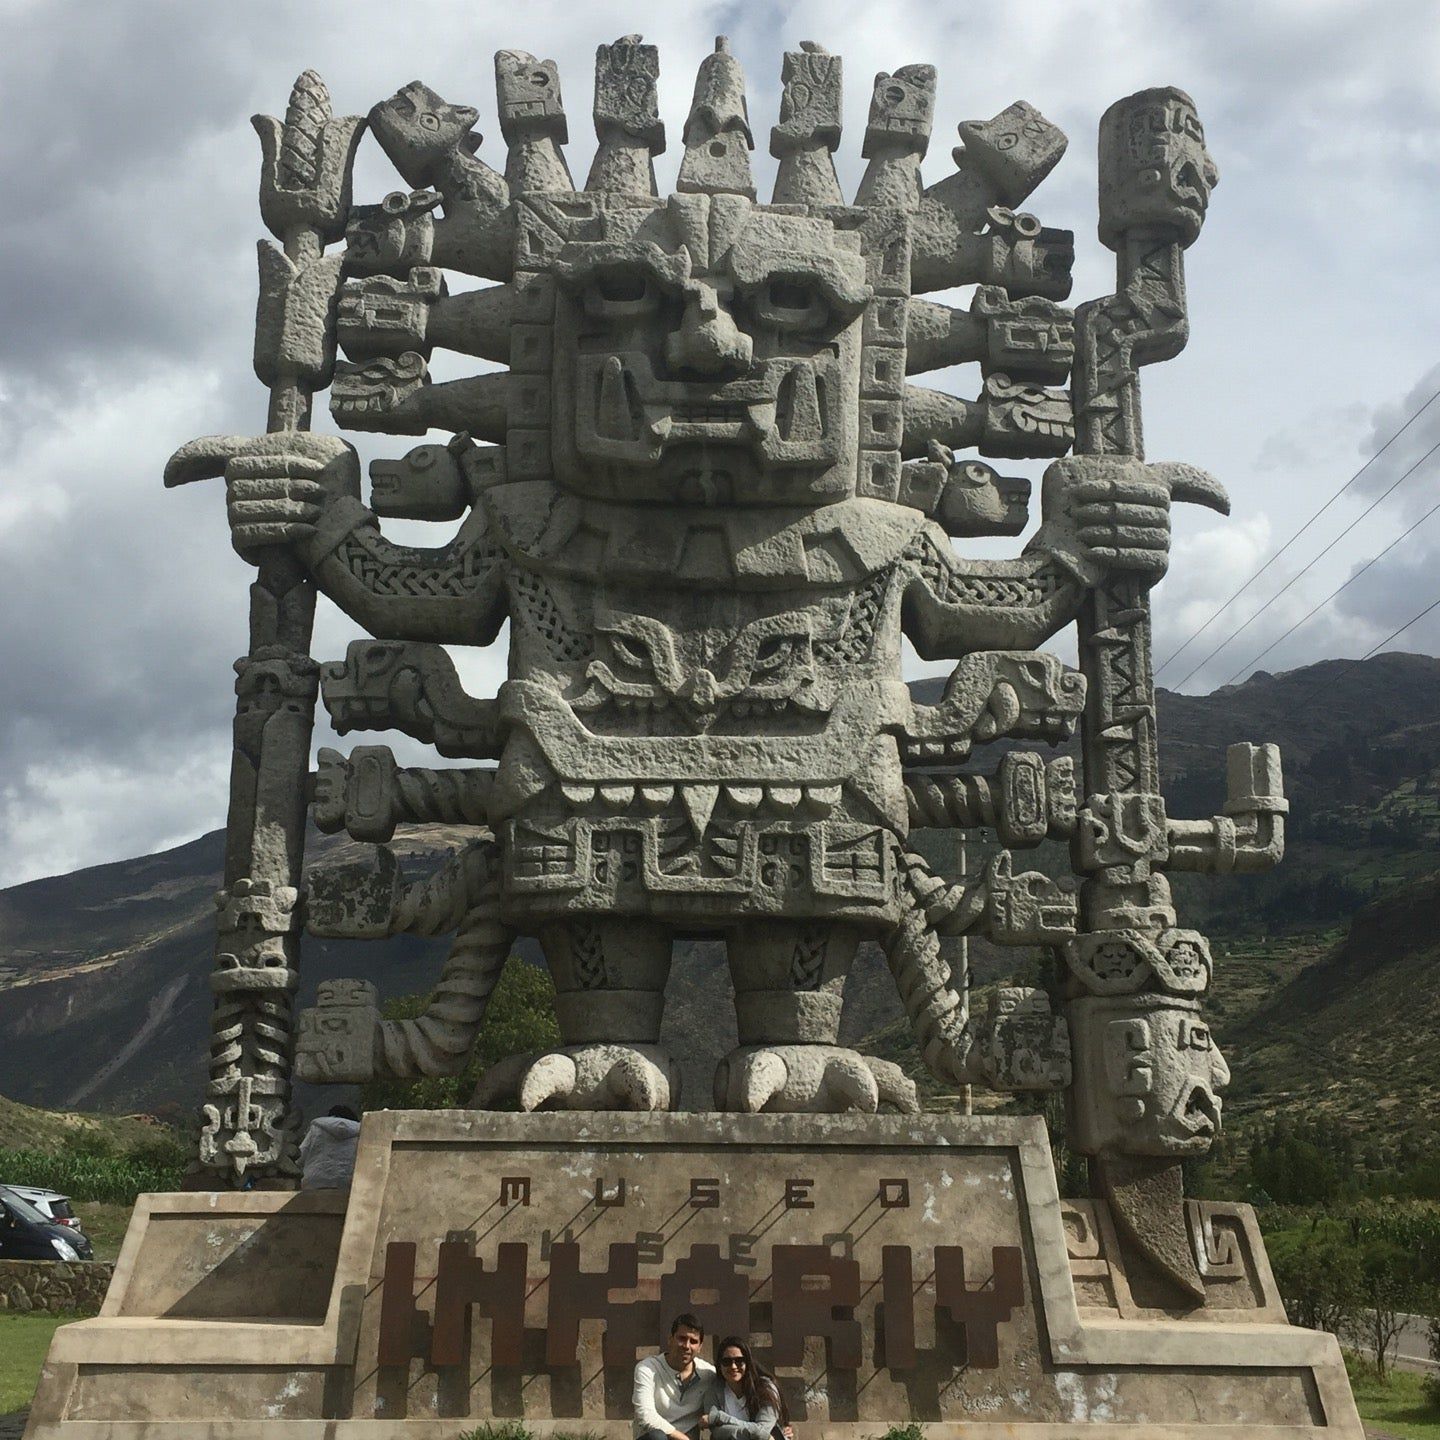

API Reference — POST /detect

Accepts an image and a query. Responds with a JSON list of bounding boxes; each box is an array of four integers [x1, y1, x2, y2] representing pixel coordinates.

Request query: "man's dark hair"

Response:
[[670, 1313, 704, 1338], [328, 1105, 360, 1121]]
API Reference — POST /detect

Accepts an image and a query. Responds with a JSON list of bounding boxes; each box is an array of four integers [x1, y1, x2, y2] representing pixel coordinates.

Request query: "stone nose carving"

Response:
[[665, 280, 754, 376], [686, 667, 719, 711]]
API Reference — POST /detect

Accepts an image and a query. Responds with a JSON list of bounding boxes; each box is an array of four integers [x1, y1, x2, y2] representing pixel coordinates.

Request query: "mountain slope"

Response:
[[1221, 870, 1440, 1134], [2, 653, 1438, 1123]]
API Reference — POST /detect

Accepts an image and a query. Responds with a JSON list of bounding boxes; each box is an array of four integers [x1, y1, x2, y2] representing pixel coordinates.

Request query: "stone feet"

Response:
[[714, 1044, 918, 1114], [472, 1043, 680, 1112]]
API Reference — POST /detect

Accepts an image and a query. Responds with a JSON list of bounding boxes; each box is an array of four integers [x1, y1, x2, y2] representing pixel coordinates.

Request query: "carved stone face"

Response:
[[548, 193, 871, 505], [1069, 997, 1231, 1155], [1097, 86, 1218, 249], [571, 590, 856, 736], [366, 82, 480, 189]]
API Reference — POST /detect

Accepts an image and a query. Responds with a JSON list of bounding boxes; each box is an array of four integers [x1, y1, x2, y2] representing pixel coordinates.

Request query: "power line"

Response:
[[1358, 594, 1440, 661], [1169, 434, 1440, 692], [1154, 382, 1440, 678], [1217, 489, 1440, 689], [1278, 592, 1440, 714]]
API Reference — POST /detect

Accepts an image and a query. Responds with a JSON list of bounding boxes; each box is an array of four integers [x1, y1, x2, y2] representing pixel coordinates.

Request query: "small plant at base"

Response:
[[1421, 1370, 1440, 1412], [457, 1426, 602, 1440], [457, 1424, 532, 1440], [873, 1425, 926, 1440]]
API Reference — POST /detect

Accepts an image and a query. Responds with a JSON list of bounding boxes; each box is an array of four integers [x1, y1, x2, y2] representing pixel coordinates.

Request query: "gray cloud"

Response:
[[4, 2, 1440, 882]]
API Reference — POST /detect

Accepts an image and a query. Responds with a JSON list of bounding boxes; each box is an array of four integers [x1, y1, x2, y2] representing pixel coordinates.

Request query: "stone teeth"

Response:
[[802, 784, 841, 816], [639, 784, 674, 811], [560, 782, 597, 805], [767, 785, 801, 812], [680, 783, 720, 837], [599, 783, 635, 810], [724, 784, 762, 812]]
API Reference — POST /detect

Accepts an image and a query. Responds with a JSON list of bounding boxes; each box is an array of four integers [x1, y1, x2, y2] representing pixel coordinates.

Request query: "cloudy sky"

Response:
[[3, 0, 1440, 887]]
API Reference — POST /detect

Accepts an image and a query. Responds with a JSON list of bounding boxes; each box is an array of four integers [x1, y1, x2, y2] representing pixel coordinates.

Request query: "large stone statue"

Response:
[[28, 39, 1373, 1440], [166, 42, 1285, 1299]]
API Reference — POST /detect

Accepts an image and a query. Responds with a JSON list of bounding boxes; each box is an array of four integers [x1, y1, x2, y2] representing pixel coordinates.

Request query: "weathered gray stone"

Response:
[[158, 38, 1293, 1322], [19, 1115, 1364, 1439]]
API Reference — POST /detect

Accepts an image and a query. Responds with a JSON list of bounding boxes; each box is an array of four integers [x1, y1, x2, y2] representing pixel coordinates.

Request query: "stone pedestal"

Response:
[[25, 1112, 1360, 1438]]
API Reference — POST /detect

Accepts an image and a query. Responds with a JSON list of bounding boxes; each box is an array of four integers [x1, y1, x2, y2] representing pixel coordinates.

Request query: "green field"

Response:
[[0, 1313, 68, 1413], [1346, 1355, 1440, 1439]]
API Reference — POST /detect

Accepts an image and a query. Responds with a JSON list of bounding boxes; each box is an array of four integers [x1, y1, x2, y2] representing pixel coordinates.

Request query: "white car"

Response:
[[3, 1184, 85, 1235]]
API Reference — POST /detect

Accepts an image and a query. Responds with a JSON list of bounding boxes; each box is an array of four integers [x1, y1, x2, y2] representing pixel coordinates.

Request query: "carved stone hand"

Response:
[[167, 432, 361, 562], [1030, 454, 1227, 588]]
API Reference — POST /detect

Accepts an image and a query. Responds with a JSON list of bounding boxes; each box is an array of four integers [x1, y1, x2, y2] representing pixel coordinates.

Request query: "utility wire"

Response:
[[1217, 487, 1440, 689], [1170, 434, 1440, 692], [1155, 383, 1440, 678], [1279, 593, 1440, 714], [1357, 595, 1440, 662]]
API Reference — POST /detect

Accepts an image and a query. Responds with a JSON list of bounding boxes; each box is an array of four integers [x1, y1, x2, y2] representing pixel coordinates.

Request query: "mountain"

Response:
[[0, 1092, 169, 1154], [1219, 869, 1440, 1135], [1, 653, 1438, 1129], [0, 827, 458, 1117]]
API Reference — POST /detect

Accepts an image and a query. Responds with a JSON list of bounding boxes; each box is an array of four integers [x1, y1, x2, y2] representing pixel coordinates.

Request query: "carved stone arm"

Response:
[[906, 288, 1073, 384], [307, 497, 509, 644], [1164, 743, 1287, 875], [901, 527, 1085, 660], [313, 744, 497, 842], [902, 375, 1074, 461], [905, 752, 1077, 845]]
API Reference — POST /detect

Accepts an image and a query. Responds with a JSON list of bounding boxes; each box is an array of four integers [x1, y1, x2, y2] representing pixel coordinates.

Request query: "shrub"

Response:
[[0, 1143, 185, 1204]]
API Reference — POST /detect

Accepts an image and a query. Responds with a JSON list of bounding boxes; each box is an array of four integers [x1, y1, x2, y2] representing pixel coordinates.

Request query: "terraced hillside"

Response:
[[1, 653, 1438, 1133]]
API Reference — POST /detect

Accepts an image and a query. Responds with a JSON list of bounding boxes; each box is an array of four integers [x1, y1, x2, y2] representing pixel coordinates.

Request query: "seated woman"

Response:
[[703, 1337, 790, 1440]]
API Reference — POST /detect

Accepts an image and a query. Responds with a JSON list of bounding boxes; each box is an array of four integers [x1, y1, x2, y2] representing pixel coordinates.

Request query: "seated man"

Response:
[[633, 1313, 715, 1440]]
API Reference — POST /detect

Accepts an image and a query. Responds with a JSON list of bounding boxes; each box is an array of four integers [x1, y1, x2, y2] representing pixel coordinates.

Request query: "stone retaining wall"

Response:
[[0, 1259, 113, 1315]]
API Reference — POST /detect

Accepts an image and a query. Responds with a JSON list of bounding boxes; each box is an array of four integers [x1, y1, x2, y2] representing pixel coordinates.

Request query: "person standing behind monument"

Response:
[[633, 1314, 715, 1440], [702, 1337, 790, 1440], [298, 1105, 361, 1189]]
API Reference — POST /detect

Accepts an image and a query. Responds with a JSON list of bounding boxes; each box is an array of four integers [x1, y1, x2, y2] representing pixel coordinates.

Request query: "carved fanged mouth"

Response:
[[574, 353, 840, 470], [1179, 1084, 1221, 1136], [1013, 407, 1073, 441]]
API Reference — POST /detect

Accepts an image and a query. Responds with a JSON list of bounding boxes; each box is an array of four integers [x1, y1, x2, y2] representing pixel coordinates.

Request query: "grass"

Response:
[[72, 1201, 132, 1262], [1346, 1353, 1440, 1439], [0, 1096, 167, 1157], [0, 1313, 70, 1414]]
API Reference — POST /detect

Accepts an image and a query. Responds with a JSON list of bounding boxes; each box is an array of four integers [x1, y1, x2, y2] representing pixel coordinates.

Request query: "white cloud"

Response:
[[3, 1, 1440, 881]]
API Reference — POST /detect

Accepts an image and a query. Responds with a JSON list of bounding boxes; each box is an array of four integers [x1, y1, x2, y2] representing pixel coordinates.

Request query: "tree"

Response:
[[1349, 1238, 1412, 1383], [1267, 1227, 1362, 1338], [360, 959, 561, 1112], [1246, 1124, 1345, 1206]]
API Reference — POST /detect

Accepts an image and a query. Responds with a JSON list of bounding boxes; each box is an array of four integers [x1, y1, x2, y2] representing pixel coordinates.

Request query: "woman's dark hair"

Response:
[[328, 1105, 360, 1121], [715, 1337, 788, 1426]]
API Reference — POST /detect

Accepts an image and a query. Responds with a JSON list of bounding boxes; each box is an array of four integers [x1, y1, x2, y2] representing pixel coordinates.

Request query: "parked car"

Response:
[[0, 1184, 94, 1261], [4, 1184, 84, 1234]]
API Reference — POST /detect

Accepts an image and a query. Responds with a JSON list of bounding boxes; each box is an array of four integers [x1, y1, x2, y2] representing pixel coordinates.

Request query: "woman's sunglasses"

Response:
[[720, 1356, 747, 1369]]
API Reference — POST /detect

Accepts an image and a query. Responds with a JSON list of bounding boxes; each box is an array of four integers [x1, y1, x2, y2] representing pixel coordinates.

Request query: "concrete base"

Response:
[[25, 1112, 1361, 1438]]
